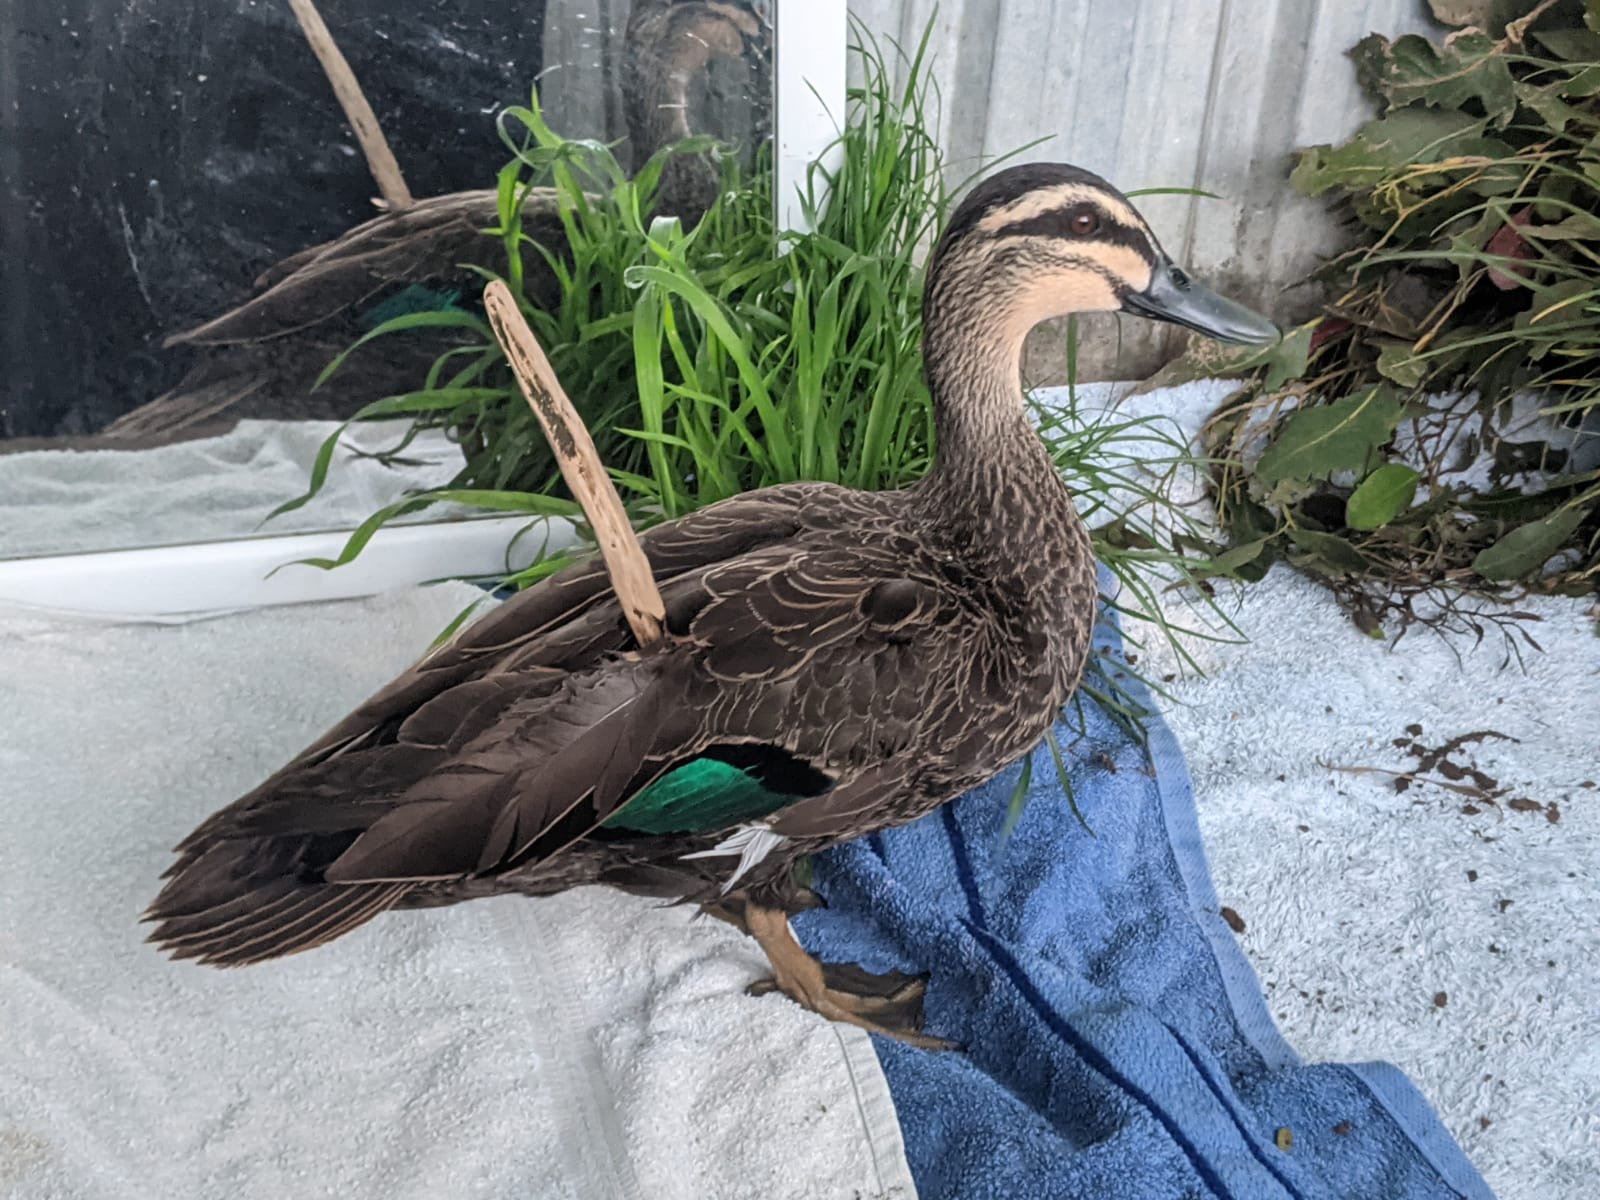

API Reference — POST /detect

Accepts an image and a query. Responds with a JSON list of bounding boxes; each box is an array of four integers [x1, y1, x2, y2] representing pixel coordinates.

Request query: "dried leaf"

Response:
[[1426, 0, 1515, 27], [1427, 0, 1492, 25], [1309, 317, 1354, 352], [1485, 208, 1535, 289]]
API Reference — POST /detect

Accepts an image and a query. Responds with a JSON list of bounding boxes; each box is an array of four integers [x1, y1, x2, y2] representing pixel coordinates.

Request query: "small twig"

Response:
[[483, 280, 666, 645], [1505, 0, 1560, 46], [1320, 761, 1492, 800], [286, 0, 414, 212]]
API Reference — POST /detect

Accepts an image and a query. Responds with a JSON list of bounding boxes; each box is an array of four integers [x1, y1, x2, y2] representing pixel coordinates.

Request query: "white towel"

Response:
[[0, 585, 913, 1200], [5, 379, 1594, 1200], [0, 418, 467, 559]]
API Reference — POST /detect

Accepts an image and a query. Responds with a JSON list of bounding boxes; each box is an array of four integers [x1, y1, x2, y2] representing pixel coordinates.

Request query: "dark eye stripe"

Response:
[[993, 244, 1132, 296], [995, 210, 1153, 257]]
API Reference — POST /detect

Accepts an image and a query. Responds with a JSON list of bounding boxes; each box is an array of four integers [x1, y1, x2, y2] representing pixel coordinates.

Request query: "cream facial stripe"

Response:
[[1063, 243, 1154, 291]]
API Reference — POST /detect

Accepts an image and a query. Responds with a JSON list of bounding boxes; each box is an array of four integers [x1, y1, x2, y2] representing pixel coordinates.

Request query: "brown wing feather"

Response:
[[146, 486, 821, 964], [321, 654, 688, 882]]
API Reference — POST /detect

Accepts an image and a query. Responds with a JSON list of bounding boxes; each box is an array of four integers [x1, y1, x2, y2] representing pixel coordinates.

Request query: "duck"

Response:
[[99, 0, 766, 446], [623, 0, 769, 221], [145, 162, 1278, 1045]]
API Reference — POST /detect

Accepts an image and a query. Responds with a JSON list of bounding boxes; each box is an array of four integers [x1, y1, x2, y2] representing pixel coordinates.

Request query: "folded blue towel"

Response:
[[795, 601, 1495, 1200]]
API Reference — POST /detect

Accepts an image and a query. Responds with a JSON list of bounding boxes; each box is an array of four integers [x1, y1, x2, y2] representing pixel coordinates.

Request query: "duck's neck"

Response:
[[914, 305, 1083, 565]]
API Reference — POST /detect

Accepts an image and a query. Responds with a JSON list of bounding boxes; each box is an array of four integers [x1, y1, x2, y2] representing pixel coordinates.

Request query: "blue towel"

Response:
[[795, 601, 1495, 1200]]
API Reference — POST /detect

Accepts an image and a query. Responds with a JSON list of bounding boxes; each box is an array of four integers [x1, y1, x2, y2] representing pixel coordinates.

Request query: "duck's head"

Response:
[[628, 2, 767, 93], [925, 162, 1279, 350]]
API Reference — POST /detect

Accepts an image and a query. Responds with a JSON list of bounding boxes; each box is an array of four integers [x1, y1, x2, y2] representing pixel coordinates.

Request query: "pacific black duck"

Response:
[[147, 162, 1277, 1045]]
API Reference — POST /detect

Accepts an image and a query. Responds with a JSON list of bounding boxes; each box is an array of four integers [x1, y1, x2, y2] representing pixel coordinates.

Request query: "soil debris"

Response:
[[1324, 725, 1561, 817]]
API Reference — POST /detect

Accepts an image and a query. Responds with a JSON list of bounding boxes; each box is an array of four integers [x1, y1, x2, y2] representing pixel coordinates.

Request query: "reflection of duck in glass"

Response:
[[624, 1, 770, 218], [102, 2, 769, 446]]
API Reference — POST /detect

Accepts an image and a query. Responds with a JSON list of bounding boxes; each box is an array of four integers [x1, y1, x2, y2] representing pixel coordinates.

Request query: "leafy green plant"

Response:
[[1195, 0, 1600, 637]]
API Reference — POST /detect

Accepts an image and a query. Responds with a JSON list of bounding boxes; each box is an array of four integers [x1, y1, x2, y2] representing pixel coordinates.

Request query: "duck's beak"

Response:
[[1122, 259, 1280, 346]]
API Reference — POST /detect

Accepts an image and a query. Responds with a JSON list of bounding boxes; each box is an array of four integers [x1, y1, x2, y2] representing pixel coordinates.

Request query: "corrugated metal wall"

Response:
[[849, 0, 1437, 378]]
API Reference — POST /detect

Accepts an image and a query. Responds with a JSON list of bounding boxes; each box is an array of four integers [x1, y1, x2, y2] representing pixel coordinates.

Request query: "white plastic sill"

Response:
[[0, 516, 578, 619]]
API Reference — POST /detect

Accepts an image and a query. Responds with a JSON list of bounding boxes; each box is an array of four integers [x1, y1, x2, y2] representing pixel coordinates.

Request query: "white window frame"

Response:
[[774, 0, 847, 236]]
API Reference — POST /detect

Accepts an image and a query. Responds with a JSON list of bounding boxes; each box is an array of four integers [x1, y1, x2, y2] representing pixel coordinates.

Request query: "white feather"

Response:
[[681, 824, 788, 893]]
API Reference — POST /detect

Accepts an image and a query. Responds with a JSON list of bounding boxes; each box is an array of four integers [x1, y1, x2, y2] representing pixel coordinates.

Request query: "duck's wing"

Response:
[[146, 486, 964, 964], [299, 528, 953, 887], [145, 486, 840, 962]]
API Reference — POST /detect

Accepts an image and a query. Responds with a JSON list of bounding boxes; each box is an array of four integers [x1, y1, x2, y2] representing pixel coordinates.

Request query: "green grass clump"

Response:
[[282, 28, 949, 570]]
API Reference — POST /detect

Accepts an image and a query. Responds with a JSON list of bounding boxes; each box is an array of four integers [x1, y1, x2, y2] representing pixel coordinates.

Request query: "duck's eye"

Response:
[[1069, 210, 1100, 237]]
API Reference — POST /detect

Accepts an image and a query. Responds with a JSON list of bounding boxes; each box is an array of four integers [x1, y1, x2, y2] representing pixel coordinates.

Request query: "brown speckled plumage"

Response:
[[147, 163, 1275, 980]]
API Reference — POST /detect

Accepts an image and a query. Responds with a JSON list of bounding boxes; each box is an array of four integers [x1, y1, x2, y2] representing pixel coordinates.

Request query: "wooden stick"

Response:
[[286, 0, 415, 212], [483, 281, 667, 645]]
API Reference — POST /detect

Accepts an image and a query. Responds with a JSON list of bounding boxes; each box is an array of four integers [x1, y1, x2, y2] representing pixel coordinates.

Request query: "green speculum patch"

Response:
[[602, 756, 812, 835]]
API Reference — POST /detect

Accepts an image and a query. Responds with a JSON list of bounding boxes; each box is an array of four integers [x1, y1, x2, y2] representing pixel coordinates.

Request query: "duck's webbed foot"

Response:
[[741, 902, 956, 1050]]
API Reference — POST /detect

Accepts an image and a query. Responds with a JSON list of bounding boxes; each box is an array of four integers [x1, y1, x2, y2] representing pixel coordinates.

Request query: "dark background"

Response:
[[0, 0, 552, 438]]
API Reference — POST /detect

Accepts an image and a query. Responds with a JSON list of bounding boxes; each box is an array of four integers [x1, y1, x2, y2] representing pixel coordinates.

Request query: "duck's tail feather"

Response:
[[143, 836, 413, 967]]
